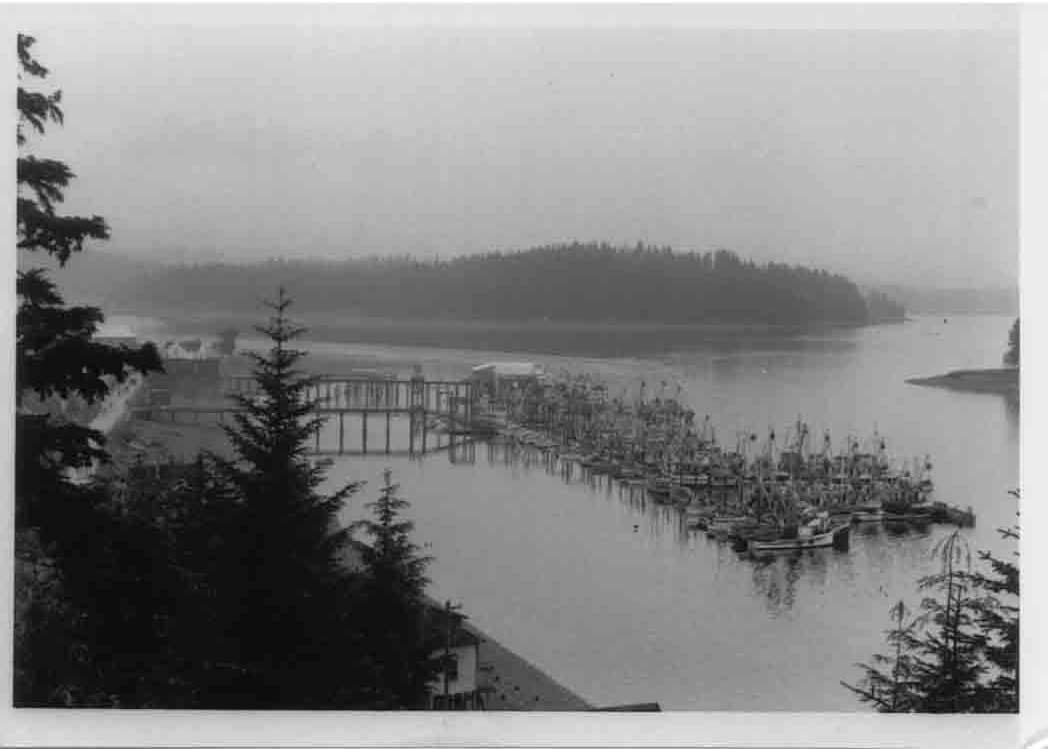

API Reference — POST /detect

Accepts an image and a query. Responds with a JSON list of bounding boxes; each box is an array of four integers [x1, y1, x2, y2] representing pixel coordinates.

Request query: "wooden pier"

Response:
[[134, 372, 475, 457]]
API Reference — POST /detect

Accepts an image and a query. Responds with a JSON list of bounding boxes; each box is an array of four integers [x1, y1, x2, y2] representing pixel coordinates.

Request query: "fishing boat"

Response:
[[729, 522, 780, 552], [706, 514, 751, 538], [670, 485, 695, 507], [646, 477, 674, 502], [580, 455, 616, 474], [684, 506, 714, 529], [851, 508, 885, 523], [748, 514, 850, 553]]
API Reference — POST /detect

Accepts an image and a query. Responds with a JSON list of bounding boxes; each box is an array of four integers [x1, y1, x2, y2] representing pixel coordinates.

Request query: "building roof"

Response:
[[96, 322, 137, 339]]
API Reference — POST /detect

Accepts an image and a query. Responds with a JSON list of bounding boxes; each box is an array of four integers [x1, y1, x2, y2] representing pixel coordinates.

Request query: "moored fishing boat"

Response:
[[706, 514, 750, 538], [646, 476, 674, 502], [684, 506, 714, 529], [748, 514, 850, 553], [670, 485, 695, 507], [851, 508, 885, 523]]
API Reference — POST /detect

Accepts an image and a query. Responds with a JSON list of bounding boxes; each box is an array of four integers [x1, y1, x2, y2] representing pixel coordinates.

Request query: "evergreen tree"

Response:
[[352, 469, 441, 708], [1003, 318, 1019, 367], [207, 288, 363, 707], [841, 600, 921, 712], [968, 511, 1020, 711], [15, 33, 162, 706], [906, 531, 989, 712], [844, 517, 1020, 713], [16, 32, 161, 528]]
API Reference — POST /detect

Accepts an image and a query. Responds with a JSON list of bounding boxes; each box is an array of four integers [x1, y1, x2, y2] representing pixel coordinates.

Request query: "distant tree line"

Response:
[[864, 289, 907, 323], [113, 243, 900, 326]]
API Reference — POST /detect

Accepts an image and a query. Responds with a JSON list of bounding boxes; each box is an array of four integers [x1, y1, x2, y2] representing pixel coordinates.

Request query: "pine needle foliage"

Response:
[[844, 503, 1020, 713], [841, 600, 922, 712], [15, 33, 162, 706], [352, 469, 442, 708], [1003, 318, 1019, 367], [207, 288, 363, 707], [15, 32, 161, 527]]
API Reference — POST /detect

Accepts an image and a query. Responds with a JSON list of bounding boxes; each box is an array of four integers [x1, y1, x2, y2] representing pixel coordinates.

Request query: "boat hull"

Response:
[[748, 524, 850, 553]]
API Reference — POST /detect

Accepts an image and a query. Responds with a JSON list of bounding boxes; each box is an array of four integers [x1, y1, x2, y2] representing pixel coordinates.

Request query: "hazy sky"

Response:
[[13, 5, 1021, 287]]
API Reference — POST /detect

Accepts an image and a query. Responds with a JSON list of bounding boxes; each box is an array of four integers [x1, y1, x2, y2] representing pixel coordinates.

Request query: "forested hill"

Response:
[[109, 243, 898, 325]]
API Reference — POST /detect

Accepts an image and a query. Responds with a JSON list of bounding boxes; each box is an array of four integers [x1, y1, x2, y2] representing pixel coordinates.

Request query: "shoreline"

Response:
[[905, 367, 1018, 397], [110, 310, 907, 360], [117, 308, 896, 337]]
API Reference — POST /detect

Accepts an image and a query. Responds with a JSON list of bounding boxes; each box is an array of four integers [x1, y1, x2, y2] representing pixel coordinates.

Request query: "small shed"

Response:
[[426, 603, 483, 710]]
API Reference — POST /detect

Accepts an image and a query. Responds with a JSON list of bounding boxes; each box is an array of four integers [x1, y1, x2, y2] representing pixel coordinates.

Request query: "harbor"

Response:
[[87, 312, 1019, 710], [11, 12, 1028, 742], [435, 361, 978, 559]]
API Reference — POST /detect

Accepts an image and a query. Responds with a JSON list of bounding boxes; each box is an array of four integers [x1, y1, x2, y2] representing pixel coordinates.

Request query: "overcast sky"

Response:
[[13, 5, 1021, 288]]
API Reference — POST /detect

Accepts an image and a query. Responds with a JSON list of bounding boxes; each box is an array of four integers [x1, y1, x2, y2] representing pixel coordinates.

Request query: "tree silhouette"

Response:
[[352, 469, 441, 708], [15, 33, 162, 706], [841, 600, 921, 712], [1003, 318, 1019, 367], [844, 511, 1020, 713], [207, 288, 363, 707], [16, 33, 161, 526]]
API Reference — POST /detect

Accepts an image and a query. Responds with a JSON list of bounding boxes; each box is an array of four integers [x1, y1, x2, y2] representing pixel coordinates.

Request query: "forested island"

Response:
[[106, 243, 905, 327]]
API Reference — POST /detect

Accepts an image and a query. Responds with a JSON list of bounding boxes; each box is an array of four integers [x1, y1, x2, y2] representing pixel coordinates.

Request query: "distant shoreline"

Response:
[[118, 308, 892, 334], [117, 310, 913, 359], [905, 367, 1018, 397]]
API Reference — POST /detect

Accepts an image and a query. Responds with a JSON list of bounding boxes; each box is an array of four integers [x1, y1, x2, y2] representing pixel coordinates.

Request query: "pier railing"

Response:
[[134, 374, 475, 456]]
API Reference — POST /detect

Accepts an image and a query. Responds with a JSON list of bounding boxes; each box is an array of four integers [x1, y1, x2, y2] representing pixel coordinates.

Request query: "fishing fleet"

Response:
[[473, 370, 974, 559]]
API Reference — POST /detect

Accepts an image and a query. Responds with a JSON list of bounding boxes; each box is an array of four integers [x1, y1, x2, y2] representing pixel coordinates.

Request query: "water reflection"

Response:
[[482, 441, 695, 543], [750, 554, 804, 616], [1003, 392, 1019, 431]]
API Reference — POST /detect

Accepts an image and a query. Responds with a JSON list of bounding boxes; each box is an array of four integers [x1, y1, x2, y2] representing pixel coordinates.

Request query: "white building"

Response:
[[426, 608, 483, 710]]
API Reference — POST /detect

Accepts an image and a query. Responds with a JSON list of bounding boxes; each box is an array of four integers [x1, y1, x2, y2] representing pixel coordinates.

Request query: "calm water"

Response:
[[140, 313, 1020, 710]]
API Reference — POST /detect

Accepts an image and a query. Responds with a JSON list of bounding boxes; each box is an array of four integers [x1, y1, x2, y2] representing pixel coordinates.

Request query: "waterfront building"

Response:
[[470, 362, 545, 400], [425, 604, 484, 710]]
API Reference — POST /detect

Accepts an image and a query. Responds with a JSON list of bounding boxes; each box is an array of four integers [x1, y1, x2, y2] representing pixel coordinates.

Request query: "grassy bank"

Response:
[[905, 367, 1019, 398]]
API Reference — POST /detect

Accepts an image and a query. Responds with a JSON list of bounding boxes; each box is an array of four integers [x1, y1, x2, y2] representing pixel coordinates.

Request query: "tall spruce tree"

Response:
[[15, 33, 163, 706], [841, 600, 922, 712], [208, 289, 363, 707], [844, 518, 1020, 713], [16, 33, 161, 513], [905, 531, 990, 712], [968, 514, 1020, 711], [353, 469, 441, 708]]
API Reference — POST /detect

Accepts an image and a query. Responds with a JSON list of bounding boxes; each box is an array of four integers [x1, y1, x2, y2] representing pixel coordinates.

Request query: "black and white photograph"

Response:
[[4, 3, 1046, 747]]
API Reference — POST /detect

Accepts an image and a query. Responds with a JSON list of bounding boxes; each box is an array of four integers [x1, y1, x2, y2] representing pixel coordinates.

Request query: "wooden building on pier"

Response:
[[471, 362, 545, 400]]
